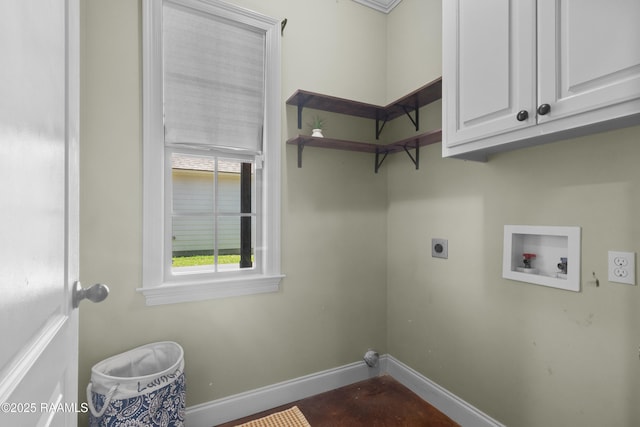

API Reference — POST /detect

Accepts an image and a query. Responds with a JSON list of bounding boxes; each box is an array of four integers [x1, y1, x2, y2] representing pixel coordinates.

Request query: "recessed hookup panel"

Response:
[[502, 225, 581, 292]]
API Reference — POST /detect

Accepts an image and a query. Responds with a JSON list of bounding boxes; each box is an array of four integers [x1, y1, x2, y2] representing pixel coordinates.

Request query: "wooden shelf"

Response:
[[286, 77, 441, 121], [287, 77, 442, 138], [286, 129, 442, 173], [286, 78, 442, 172], [386, 128, 442, 151]]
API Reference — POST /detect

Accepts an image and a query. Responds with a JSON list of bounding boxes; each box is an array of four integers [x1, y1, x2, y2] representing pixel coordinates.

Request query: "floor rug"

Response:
[[234, 406, 311, 427]]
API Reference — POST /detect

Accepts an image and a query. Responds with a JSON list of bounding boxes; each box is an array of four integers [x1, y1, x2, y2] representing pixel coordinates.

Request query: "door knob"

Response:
[[72, 281, 109, 308], [516, 110, 529, 121], [537, 104, 551, 115]]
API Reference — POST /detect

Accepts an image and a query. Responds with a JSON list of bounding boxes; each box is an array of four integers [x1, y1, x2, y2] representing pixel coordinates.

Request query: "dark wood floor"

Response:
[[215, 375, 459, 427]]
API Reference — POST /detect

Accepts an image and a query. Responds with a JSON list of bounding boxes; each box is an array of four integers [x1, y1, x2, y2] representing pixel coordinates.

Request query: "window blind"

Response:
[[163, 2, 265, 154]]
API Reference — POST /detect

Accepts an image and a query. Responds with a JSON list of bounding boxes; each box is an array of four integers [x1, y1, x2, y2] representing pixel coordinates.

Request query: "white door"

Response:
[[537, 0, 640, 123], [0, 1, 81, 426], [443, 0, 537, 148]]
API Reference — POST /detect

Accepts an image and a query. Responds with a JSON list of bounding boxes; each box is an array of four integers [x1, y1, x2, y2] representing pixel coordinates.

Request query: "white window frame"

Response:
[[140, 0, 283, 305]]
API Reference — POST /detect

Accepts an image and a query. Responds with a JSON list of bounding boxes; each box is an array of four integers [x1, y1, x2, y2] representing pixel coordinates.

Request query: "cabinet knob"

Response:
[[516, 110, 529, 121], [537, 104, 551, 115]]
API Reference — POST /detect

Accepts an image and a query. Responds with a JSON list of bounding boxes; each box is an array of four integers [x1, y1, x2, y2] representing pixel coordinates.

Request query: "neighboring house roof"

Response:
[[172, 154, 242, 174]]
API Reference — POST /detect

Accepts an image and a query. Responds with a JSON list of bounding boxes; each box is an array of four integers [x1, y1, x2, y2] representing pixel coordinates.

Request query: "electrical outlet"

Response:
[[432, 238, 448, 259], [608, 251, 636, 285]]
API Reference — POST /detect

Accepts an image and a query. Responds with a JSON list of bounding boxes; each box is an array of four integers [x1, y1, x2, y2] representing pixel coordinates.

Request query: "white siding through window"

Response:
[[172, 168, 249, 254]]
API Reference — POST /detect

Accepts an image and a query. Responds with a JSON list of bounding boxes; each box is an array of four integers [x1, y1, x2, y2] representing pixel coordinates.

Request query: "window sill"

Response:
[[137, 274, 285, 306]]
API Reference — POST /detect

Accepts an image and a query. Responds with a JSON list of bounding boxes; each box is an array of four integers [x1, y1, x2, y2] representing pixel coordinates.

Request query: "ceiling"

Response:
[[351, 0, 403, 14]]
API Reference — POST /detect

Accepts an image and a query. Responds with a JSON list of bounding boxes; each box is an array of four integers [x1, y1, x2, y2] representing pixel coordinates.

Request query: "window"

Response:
[[141, 0, 283, 305], [170, 152, 256, 273]]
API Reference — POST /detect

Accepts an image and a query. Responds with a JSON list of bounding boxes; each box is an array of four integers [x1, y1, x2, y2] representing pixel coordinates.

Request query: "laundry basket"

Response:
[[87, 341, 185, 427]]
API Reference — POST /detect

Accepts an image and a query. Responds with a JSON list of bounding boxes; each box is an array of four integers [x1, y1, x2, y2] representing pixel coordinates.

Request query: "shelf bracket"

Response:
[[296, 95, 312, 129], [297, 141, 306, 168], [375, 110, 387, 140], [375, 118, 387, 139], [402, 142, 420, 170], [401, 104, 419, 131], [374, 148, 389, 174]]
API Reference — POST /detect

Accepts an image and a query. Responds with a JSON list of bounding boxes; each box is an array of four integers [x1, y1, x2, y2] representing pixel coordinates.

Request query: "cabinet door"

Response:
[[538, 0, 640, 123], [443, 0, 536, 148]]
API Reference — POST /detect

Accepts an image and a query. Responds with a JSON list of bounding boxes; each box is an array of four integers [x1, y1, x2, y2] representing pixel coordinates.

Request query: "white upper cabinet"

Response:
[[537, 1, 640, 123], [443, 0, 536, 148], [443, 0, 640, 161]]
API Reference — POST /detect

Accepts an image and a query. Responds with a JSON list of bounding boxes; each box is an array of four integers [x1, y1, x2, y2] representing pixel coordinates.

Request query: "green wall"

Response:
[[384, 2, 640, 426], [386, 126, 640, 426], [80, 0, 640, 426], [80, 0, 388, 412]]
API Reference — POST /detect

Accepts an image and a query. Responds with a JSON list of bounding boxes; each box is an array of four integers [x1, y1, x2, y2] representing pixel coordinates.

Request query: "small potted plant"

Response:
[[308, 115, 325, 138]]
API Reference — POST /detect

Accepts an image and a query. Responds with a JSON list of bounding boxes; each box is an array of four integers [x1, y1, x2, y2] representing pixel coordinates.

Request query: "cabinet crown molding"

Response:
[[351, 0, 402, 14]]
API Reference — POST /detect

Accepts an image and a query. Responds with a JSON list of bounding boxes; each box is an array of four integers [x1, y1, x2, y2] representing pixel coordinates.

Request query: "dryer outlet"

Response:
[[432, 238, 448, 259]]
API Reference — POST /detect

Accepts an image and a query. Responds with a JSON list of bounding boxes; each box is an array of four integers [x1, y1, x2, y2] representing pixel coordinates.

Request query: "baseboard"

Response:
[[186, 360, 383, 426], [185, 355, 504, 427], [384, 355, 505, 427]]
